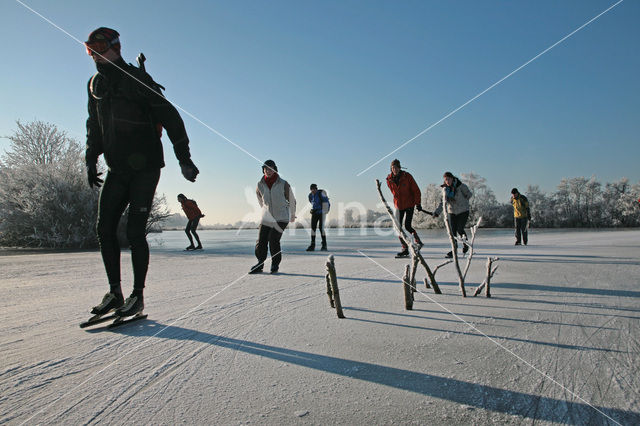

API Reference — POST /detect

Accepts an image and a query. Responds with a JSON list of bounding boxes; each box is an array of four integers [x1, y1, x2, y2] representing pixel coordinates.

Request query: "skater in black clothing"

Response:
[[306, 184, 330, 251], [84, 27, 199, 318], [249, 160, 296, 274]]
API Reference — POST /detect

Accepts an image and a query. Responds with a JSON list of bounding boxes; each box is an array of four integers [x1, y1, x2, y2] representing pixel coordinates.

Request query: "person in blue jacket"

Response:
[[307, 184, 330, 251]]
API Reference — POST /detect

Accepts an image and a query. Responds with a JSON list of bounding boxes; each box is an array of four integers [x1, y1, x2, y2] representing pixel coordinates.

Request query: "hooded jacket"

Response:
[[256, 175, 297, 225], [434, 177, 473, 215], [386, 171, 421, 210], [85, 57, 192, 172]]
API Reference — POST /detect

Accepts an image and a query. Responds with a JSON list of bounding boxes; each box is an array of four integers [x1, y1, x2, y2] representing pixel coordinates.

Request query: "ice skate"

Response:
[[115, 294, 144, 317], [395, 248, 409, 258], [306, 245, 315, 251], [90, 292, 124, 316]]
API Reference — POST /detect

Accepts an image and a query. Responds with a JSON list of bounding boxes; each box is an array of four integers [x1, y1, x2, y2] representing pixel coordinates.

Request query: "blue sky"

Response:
[[1, 0, 638, 224]]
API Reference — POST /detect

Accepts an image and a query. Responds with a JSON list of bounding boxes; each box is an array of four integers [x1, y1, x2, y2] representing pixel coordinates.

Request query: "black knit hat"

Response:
[[262, 159, 277, 172], [391, 159, 401, 169], [310, 183, 318, 190], [511, 188, 519, 195]]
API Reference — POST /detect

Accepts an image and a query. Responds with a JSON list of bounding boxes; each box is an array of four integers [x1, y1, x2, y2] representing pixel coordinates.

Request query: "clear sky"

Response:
[[1, 0, 638, 224]]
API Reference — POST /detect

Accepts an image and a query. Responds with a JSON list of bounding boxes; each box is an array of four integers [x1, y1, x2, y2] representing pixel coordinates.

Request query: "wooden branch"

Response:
[[461, 217, 482, 281], [473, 257, 499, 297], [409, 256, 419, 293], [402, 264, 413, 310], [433, 259, 453, 275], [325, 272, 334, 308], [375, 179, 441, 294], [326, 255, 345, 318]]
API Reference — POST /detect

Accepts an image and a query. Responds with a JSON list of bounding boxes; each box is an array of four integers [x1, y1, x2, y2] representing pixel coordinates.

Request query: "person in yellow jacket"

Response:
[[511, 188, 531, 245]]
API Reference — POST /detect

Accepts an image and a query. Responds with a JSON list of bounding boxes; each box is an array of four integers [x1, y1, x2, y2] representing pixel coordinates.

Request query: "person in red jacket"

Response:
[[386, 159, 424, 257], [178, 194, 204, 250]]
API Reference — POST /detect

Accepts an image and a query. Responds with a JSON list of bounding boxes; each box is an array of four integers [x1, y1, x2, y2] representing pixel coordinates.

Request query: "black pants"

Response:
[[448, 211, 469, 241], [96, 169, 160, 291], [310, 212, 326, 246], [255, 222, 289, 269], [515, 218, 528, 244], [396, 207, 422, 248], [395, 207, 415, 234], [185, 217, 201, 246]]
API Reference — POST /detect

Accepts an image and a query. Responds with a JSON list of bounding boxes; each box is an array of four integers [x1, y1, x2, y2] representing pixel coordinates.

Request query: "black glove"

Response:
[[416, 204, 423, 212], [180, 159, 199, 182], [87, 163, 103, 188]]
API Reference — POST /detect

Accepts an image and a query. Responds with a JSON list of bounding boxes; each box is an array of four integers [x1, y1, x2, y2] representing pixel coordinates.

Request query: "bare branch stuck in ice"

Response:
[[461, 217, 482, 281], [325, 255, 345, 318], [402, 264, 414, 310], [473, 257, 499, 297]]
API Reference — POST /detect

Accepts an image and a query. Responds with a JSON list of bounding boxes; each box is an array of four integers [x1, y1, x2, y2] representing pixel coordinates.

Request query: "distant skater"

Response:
[[250, 160, 296, 274], [433, 172, 473, 258], [306, 184, 330, 251], [178, 194, 204, 250], [511, 188, 531, 245], [84, 27, 199, 319]]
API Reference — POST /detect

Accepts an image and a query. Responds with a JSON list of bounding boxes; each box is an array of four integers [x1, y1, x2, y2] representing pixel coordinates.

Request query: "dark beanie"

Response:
[[511, 188, 519, 195], [443, 171, 454, 179], [391, 159, 401, 169], [262, 159, 277, 172], [310, 183, 318, 190]]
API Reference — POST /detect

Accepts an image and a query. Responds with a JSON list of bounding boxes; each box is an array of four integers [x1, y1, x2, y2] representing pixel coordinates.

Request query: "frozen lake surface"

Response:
[[1, 228, 639, 424]]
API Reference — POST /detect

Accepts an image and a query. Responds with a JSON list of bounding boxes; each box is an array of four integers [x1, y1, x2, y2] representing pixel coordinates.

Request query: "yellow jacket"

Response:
[[511, 195, 530, 219]]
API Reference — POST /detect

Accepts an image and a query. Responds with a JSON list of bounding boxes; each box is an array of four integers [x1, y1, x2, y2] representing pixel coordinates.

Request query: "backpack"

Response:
[[319, 189, 330, 213]]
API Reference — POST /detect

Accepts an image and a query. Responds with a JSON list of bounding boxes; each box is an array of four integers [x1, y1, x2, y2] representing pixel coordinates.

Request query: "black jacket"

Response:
[[86, 57, 191, 172]]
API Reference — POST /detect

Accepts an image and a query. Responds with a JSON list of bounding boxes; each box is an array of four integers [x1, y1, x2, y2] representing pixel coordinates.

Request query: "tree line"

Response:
[[1, 120, 638, 248]]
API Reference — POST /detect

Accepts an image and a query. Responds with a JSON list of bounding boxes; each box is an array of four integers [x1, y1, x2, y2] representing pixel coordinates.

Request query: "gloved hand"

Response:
[[87, 163, 103, 188], [416, 204, 424, 212], [180, 159, 199, 182], [432, 213, 439, 218]]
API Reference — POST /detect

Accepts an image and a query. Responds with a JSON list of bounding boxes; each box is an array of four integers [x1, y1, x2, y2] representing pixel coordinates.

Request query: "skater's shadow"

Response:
[[112, 321, 638, 425]]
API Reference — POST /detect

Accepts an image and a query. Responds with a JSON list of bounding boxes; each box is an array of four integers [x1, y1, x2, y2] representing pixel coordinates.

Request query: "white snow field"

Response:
[[1, 228, 639, 425]]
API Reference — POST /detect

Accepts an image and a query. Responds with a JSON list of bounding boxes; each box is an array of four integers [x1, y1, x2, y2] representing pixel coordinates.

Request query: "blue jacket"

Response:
[[308, 190, 330, 214]]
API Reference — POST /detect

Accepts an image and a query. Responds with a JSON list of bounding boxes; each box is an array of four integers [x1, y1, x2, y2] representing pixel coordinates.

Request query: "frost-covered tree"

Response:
[[0, 120, 99, 248], [0, 120, 171, 248]]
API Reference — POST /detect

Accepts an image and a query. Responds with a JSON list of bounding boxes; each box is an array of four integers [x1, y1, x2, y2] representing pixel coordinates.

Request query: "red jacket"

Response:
[[386, 171, 421, 210], [180, 199, 202, 220]]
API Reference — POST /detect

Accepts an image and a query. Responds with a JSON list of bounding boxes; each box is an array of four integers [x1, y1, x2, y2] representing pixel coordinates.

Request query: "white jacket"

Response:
[[256, 176, 296, 226]]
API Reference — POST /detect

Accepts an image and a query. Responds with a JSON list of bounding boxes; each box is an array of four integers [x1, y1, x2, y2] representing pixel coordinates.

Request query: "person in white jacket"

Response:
[[250, 160, 297, 274], [433, 172, 473, 258]]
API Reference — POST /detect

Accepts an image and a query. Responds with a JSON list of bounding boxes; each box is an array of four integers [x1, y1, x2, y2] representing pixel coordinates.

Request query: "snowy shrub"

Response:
[[0, 120, 99, 248], [0, 120, 172, 248]]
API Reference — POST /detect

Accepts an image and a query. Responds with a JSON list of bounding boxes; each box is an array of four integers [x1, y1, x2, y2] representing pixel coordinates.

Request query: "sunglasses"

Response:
[[84, 37, 119, 56]]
